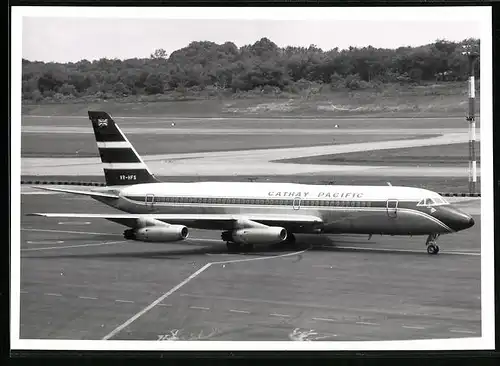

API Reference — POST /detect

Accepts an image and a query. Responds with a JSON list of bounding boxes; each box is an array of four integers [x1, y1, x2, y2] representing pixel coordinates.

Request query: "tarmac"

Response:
[[19, 191, 481, 341], [17, 114, 484, 343]]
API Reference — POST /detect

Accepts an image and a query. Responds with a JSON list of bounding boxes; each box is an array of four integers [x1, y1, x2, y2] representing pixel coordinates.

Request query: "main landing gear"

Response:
[[425, 233, 440, 255]]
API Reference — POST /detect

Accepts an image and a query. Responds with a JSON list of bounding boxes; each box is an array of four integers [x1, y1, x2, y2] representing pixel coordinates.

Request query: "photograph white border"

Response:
[[11, 6, 494, 351]]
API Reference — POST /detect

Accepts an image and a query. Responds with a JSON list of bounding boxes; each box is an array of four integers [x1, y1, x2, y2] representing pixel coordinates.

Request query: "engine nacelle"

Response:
[[123, 225, 189, 242], [223, 227, 287, 245], [136, 217, 168, 228]]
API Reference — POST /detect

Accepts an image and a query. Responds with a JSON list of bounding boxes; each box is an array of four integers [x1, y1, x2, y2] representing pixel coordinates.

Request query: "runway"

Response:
[[19, 191, 481, 341], [20, 115, 480, 177]]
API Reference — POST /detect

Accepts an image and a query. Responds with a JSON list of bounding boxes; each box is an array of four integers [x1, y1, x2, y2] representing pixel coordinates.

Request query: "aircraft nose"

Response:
[[451, 211, 475, 231], [434, 206, 475, 232]]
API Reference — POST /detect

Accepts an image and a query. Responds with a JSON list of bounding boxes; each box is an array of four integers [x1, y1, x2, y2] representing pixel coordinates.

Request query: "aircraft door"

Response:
[[386, 199, 398, 218], [292, 197, 302, 210], [145, 194, 155, 210]]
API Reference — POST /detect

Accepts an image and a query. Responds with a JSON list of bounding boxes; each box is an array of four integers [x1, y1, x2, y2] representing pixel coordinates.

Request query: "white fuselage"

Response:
[[97, 182, 470, 236]]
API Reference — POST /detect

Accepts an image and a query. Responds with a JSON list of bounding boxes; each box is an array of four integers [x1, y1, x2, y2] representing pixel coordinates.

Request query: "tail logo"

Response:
[[97, 118, 109, 128]]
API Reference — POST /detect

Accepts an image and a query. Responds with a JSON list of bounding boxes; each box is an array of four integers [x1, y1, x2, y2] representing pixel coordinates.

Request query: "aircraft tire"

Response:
[[427, 244, 439, 255]]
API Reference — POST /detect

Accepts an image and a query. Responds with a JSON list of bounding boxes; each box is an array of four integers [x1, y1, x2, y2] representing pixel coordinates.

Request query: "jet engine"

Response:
[[221, 227, 287, 245], [123, 225, 189, 242]]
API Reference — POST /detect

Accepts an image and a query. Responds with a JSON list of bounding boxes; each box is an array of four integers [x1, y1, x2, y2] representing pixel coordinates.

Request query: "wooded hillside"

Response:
[[22, 37, 480, 103]]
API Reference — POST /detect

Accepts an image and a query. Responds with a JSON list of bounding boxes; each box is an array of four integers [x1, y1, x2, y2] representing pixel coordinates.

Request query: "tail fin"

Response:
[[88, 111, 160, 186]]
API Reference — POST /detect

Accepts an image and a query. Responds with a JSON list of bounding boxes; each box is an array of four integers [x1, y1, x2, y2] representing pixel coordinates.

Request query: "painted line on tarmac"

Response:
[[19, 230, 480, 256], [356, 321, 380, 326], [102, 248, 308, 340], [402, 325, 426, 330], [189, 306, 210, 311], [22, 228, 123, 236], [323, 245, 480, 256], [44, 293, 62, 297], [102, 262, 212, 340], [26, 240, 64, 245], [58, 221, 91, 225], [187, 238, 222, 243], [312, 317, 337, 323], [270, 313, 291, 318], [21, 240, 126, 252], [229, 309, 250, 314], [79, 296, 98, 300], [211, 248, 308, 265], [115, 299, 135, 304], [449, 329, 477, 335]]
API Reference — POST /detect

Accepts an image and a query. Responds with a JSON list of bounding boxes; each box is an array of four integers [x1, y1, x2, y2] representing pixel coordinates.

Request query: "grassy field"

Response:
[[21, 174, 479, 194], [282, 142, 481, 167], [21, 133, 439, 158], [21, 82, 479, 118], [21, 115, 477, 130]]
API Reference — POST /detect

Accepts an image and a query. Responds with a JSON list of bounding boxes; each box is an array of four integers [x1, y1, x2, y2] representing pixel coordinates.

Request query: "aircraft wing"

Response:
[[27, 213, 323, 231]]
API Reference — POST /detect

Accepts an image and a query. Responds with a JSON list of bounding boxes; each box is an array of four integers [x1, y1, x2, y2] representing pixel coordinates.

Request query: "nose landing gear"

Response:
[[426, 233, 440, 255]]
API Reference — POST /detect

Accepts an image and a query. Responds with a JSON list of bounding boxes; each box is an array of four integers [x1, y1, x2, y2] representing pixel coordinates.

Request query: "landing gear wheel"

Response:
[[427, 244, 439, 255], [425, 233, 440, 255]]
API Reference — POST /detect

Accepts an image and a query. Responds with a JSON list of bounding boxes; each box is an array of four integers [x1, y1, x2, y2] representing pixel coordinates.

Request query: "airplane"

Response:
[[27, 111, 475, 255]]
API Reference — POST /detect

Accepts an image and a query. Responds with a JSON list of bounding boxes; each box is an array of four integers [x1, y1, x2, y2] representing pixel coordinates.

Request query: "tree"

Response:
[[151, 48, 168, 59], [21, 37, 480, 102]]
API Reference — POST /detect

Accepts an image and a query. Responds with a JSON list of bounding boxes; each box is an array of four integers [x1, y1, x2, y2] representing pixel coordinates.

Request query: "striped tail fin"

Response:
[[88, 111, 160, 186]]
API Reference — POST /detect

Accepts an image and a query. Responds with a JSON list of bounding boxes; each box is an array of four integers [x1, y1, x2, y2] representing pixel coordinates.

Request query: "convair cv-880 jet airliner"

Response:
[[29, 111, 475, 255]]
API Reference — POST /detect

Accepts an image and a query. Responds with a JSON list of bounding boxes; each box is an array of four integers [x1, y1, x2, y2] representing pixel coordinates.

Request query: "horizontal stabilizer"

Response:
[[31, 186, 119, 199]]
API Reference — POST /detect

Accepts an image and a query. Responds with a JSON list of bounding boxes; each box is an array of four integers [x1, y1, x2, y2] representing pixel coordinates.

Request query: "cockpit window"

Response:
[[417, 197, 449, 206]]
